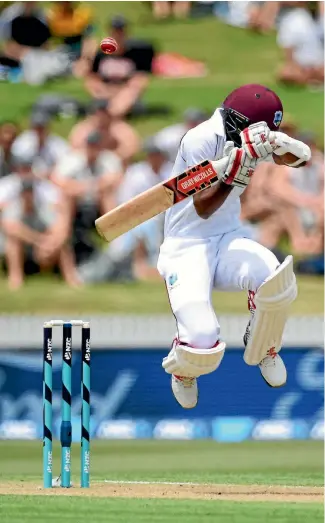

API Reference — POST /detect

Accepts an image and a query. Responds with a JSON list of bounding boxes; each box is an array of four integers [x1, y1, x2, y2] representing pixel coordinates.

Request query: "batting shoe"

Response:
[[258, 348, 287, 388], [171, 375, 198, 409]]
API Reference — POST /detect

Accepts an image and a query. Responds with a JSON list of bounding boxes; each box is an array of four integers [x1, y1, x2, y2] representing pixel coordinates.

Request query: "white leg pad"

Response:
[[244, 255, 297, 366], [162, 340, 226, 378]]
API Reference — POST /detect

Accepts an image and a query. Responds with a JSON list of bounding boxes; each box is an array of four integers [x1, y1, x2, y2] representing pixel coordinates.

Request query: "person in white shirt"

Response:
[[0, 151, 78, 289], [69, 98, 140, 166], [277, 2, 324, 86], [158, 83, 311, 409], [78, 139, 172, 283], [11, 112, 69, 178], [0, 121, 19, 178], [154, 108, 207, 162], [52, 130, 122, 208], [52, 130, 122, 265]]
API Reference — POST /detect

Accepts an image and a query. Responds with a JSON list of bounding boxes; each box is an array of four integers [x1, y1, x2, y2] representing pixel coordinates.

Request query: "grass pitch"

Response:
[[0, 440, 323, 523]]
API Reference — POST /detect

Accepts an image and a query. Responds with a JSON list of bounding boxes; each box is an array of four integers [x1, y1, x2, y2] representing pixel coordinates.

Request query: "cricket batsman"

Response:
[[157, 84, 311, 409]]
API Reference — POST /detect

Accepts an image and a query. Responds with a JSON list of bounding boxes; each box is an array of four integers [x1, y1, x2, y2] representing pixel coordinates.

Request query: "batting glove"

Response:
[[270, 131, 311, 166], [240, 121, 274, 160], [221, 142, 257, 188]]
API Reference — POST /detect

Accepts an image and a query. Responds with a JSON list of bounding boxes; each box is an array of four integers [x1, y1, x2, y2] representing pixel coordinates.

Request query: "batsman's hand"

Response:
[[221, 141, 257, 188], [240, 121, 274, 160]]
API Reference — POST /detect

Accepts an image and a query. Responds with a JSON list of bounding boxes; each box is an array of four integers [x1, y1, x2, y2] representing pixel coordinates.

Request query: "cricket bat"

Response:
[[95, 157, 228, 242]]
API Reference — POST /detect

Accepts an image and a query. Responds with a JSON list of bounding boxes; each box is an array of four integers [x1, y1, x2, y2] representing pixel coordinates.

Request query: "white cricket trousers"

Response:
[[157, 228, 279, 348]]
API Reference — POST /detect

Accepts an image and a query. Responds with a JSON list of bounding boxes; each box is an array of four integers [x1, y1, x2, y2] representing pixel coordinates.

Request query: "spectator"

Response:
[[154, 108, 207, 162], [0, 121, 19, 178], [78, 139, 172, 283], [259, 132, 324, 255], [69, 99, 140, 165], [277, 1, 324, 86], [116, 138, 172, 211], [52, 131, 122, 264], [0, 152, 78, 290], [213, 1, 280, 33], [0, 2, 51, 69], [85, 15, 155, 118], [241, 120, 298, 231], [46, 1, 97, 78], [248, 1, 280, 33], [152, 1, 191, 19], [0, 2, 70, 84], [240, 160, 276, 235], [12, 112, 69, 179]]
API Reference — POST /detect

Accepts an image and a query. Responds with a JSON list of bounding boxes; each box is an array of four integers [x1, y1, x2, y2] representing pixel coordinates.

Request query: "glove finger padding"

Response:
[[241, 121, 274, 159], [222, 147, 257, 188], [271, 131, 311, 165]]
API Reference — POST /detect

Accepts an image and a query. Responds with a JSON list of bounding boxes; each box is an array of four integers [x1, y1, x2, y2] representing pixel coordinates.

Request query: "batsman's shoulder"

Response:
[[180, 122, 221, 163]]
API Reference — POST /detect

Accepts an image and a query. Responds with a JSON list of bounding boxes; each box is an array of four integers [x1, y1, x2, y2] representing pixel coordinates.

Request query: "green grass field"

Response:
[[1, 2, 324, 142], [0, 1, 323, 314], [0, 497, 322, 523], [0, 6, 323, 520], [0, 273, 322, 314], [0, 441, 323, 522]]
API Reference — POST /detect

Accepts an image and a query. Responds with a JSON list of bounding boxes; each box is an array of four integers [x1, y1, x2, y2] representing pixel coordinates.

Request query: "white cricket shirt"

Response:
[[164, 108, 244, 240]]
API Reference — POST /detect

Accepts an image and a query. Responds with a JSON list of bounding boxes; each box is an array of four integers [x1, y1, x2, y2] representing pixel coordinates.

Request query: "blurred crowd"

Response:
[[0, 1, 323, 88], [151, 0, 324, 88], [0, 2, 323, 290]]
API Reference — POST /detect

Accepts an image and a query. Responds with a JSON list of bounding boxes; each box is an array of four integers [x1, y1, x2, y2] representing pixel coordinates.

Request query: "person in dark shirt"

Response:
[[85, 15, 155, 118], [0, 2, 51, 69]]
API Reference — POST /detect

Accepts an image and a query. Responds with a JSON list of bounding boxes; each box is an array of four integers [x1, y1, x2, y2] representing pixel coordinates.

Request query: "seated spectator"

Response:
[[248, 1, 280, 32], [240, 160, 276, 226], [0, 121, 19, 178], [0, 152, 78, 290], [213, 1, 280, 33], [78, 139, 172, 283], [152, 1, 191, 19], [259, 132, 324, 255], [0, 2, 51, 69], [154, 108, 207, 162], [0, 2, 70, 84], [69, 99, 140, 165], [241, 120, 298, 228], [11, 112, 69, 179], [46, 1, 97, 78], [52, 131, 122, 264], [277, 1, 324, 86], [85, 15, 155, 118]]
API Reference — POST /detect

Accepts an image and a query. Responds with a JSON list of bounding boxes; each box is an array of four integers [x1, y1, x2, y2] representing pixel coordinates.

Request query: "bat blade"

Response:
[[95, 184, 175, 241], [95, 158, 227, 242]]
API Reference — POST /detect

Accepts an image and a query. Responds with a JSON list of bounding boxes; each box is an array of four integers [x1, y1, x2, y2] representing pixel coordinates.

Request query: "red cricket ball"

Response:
[[100, 37, 118, 54]]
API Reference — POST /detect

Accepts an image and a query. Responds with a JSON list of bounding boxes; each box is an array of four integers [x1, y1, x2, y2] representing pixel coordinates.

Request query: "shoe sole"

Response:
[[260, 370, 286, 388], [171, 381, 199, 409]]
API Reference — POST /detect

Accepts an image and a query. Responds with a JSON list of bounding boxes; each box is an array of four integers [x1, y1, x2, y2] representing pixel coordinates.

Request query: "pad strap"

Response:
[[162, 339, 226, 378]]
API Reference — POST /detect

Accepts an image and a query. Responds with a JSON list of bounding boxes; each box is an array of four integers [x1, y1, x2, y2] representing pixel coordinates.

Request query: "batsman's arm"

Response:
[[193, 181, 233, 219]]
